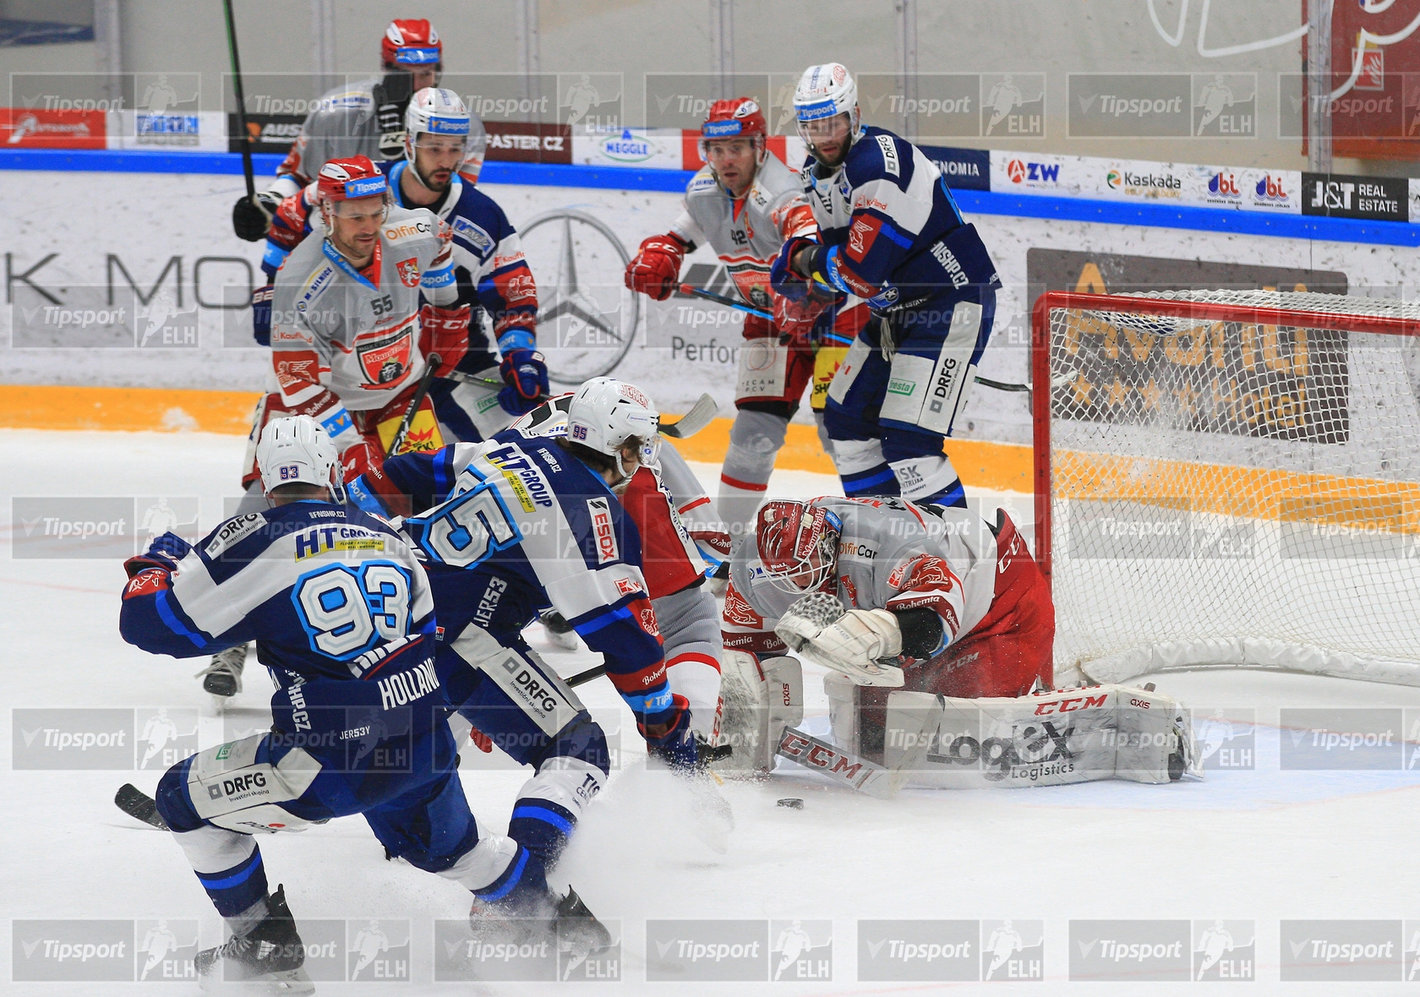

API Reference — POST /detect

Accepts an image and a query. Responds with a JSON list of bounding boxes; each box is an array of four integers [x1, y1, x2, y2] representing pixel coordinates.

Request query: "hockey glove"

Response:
[[498, 348, 549, 415], [340, 439, 384, 482], [123, 531, 192, 578], [773, 289, 833, 347], [251, 284, 274, 347], [641, 702, 733, 772], [418, 304, 472, 375], [624, 234, 685, 301], [231, 191, 281, 242], [776, 594, 906, 687], [769, 236, 816, 302]]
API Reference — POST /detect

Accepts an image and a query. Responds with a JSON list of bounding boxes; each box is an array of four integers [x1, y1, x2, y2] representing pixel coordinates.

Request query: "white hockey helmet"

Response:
[[403, 87, 488, 185], [793, 63, 861, 164], [255, 415, 340, 497], [566, 377, 661, 473]]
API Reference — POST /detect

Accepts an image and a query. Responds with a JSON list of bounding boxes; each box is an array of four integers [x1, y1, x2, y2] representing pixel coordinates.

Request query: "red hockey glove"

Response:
[[773, 290, 833, 347], [418, 304, 472, 374], [624, 234, 686, 301]]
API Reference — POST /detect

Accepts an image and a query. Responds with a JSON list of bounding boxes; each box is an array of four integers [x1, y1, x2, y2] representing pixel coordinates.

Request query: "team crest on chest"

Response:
[[396, 257, 421, 287], [358, 323, 414, 384]]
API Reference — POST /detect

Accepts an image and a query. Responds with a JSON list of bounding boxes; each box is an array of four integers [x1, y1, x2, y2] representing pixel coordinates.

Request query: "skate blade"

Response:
[[199, 967, 314, 995]]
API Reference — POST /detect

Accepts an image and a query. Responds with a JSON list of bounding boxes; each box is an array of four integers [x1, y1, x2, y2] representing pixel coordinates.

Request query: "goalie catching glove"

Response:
[[774, 591, 905, 688]]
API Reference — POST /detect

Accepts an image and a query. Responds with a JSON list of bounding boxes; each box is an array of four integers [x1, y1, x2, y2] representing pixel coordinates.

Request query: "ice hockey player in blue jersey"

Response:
[[348, 380, 724, 863], [259, 87, 546, 442], [771, 62, 1003, 508], [119, 416, 607, 990]]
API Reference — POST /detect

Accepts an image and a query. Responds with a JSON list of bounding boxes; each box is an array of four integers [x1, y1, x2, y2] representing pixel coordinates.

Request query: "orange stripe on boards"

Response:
[[0, 384, 1034, 493]]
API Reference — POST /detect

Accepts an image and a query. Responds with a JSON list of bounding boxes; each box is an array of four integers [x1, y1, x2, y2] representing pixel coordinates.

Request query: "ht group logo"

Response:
[[1069, 920, 1190, 981], [981, 919, 1045, 981], [857, 920, 977, 981], [136, 919, 200, 982], [1193, 920, 1256, 981], [346, 920, 411, 982], [646, 920, 765, 982], [14, 707, 197, 771], [1281, 919, 1402, 981], [769, 919, 833, 982], [1279, 707, 1403, 770], [1192, 74, 1257, 137], [11, 495, 200, 560], [434, 916, 620, 981], [1190, 708, 1256, 771]]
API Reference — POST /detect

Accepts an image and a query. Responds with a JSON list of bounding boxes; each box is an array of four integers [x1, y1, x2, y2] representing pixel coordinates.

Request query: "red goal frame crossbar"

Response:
[[1029, 290, 1420, 587]]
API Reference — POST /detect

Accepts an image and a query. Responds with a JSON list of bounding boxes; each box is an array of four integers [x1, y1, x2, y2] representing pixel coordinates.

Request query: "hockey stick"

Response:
[[389, 353, 441, 455], [222, 0, 256, 202], [114, 658, 612, 830], [661, 392, 718, 439], [682, 284, 1033, 396]]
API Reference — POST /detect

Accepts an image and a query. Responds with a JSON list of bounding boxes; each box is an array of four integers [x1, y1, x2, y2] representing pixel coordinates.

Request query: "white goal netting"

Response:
[[1035, 289, 1420, 686]]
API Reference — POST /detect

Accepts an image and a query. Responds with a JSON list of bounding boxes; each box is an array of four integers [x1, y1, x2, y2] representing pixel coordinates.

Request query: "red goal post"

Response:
[[1031, 289, 1420, 687]]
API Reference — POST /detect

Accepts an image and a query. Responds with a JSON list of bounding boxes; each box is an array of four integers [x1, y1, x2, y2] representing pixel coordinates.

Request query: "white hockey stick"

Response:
[[660, 392, 719, 439]]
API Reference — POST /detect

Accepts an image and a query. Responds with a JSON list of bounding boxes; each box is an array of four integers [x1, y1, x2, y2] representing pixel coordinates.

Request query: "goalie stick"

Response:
[[680, 283, 1033, 395], [114, 658, 614, 830]]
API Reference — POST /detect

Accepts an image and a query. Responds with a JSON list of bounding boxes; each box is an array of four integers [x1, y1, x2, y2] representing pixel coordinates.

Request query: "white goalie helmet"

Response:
[[255, 415, 340, 497], [404, 87, 489, 184], [793, 62, 861, 160], [566, 377, 662, 471]]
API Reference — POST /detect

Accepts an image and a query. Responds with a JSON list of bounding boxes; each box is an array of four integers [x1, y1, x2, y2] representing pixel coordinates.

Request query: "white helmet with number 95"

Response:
[[566, 377, 662, 474]]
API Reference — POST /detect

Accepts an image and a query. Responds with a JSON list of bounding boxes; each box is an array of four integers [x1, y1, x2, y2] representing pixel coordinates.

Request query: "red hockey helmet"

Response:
[[316, 156, 390, 219], [755, 499, 842, 593], [381, 19, 442, 70], [698, 97, 768, 162]]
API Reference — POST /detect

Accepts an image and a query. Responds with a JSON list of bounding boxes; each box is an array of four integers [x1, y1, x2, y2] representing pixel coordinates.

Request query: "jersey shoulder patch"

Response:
[[451, 215, 495, 255], [687, 168, 719, 195]]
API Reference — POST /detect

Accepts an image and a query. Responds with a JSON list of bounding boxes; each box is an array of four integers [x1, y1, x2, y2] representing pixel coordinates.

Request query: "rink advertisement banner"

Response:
[[6, 167, 1420, 444], [1300, 171, 1409, 222]]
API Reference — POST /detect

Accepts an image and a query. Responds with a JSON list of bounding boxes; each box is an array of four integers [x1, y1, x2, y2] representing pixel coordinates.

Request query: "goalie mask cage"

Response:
[[1032, 289, 1420, 687]]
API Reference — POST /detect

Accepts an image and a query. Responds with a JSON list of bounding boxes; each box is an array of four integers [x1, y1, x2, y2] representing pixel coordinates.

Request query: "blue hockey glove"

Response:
[[123, 531, 192, 578], [769, 236, 816, 302], [498, 348, 549, 415]]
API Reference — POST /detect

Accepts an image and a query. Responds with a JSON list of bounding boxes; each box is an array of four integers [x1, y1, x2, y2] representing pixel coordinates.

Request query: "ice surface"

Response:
[[4, 428, 1420, 994]]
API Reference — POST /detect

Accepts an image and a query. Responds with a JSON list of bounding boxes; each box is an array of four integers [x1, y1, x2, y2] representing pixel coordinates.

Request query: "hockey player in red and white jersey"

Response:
[[198, 155, 462, 700], [720, 497, 1198, 787], [231, 19, 486, 241], [624, 98, 868, 549]]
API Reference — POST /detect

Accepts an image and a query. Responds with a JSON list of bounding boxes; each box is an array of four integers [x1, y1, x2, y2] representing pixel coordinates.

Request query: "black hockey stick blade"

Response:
[[115, 783, 168, 830], [661, 393, 719, 439]]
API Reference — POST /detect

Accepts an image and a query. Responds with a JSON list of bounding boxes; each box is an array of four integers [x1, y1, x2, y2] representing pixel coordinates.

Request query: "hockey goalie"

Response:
[[717, 497, 1200, 792]]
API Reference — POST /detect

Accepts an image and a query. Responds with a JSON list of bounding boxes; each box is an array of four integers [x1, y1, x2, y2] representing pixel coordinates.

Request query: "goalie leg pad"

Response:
[[881, 684, 1199, 788], [715, 652, 802, 774]]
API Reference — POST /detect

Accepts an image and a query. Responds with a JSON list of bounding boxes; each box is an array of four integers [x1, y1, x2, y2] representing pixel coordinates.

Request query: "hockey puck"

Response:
[[777, 798, 804, 810]]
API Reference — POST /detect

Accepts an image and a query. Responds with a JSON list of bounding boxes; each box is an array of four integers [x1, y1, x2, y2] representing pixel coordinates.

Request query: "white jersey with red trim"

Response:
[[670, 154, 818, 310], [723, 495, 1001, 660], [269, 205, 458, 441]]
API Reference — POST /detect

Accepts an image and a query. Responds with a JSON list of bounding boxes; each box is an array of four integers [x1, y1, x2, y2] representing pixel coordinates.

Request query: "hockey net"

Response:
[[1033, 289, 1420, 687]]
